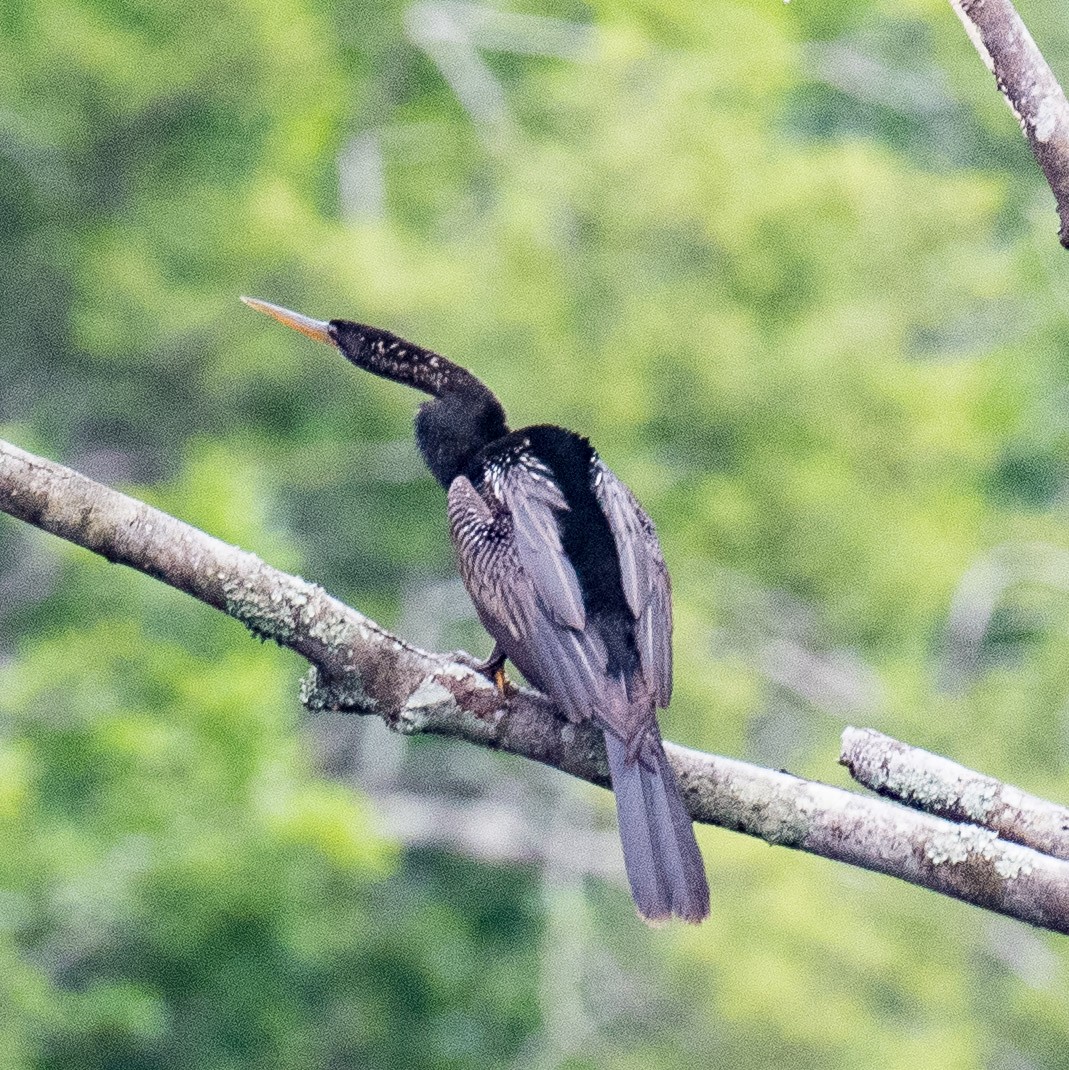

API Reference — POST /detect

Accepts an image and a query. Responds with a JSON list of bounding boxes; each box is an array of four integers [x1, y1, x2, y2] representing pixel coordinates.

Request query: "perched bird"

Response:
[[243, 296, 710, 924]]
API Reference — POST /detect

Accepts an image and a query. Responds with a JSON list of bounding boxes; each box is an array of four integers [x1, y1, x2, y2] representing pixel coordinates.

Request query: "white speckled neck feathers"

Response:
[[327, 319, 489, 400], [326, 318, 510, 488]]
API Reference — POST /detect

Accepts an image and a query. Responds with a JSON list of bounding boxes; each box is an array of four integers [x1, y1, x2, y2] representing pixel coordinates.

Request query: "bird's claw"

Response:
[[451, 646, 510, 696], [492, 664, 509, 696]]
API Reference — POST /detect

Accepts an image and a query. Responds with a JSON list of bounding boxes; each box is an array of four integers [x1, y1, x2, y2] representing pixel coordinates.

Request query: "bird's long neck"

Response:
[[328, 318, 509, 487], [328, 320, 486, 400]]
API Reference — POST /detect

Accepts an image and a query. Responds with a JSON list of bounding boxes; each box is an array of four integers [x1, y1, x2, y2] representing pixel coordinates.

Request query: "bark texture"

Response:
[[950, 0, 1069, 246], [842, 726, 1069, 862]]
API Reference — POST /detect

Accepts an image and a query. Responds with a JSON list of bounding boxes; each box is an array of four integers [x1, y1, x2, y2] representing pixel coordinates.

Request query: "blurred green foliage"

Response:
[[4, 0, 1069, 1065]]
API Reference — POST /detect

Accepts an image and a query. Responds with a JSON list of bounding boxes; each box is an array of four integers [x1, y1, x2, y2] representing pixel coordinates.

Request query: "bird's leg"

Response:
[[461, 643, 510, 695]]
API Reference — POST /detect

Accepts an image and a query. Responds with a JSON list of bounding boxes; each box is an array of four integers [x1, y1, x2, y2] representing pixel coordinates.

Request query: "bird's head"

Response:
[[243, 296, 508, 486]]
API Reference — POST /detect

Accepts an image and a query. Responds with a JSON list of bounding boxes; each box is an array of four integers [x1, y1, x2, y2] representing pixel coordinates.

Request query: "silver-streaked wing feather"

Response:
[[496, 458, 585, 631], [447, 474, 623, 726], [593, 459, 673, 707]]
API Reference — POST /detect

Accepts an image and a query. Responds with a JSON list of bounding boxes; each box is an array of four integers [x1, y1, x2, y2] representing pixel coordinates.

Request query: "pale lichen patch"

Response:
[[304, 611, 353, 651], [758, 798, 809, 848], [995, 851, 1035, 880], [928, 821, 1001, 864], [1034, 95, 1060, 142], [223, 574, 297, 644], [436, 658, 494, 686], [879, 755, 959, 812], [300, 665, 374, 713], [958, 779, 999, 823], [398, 678, 458, 733]]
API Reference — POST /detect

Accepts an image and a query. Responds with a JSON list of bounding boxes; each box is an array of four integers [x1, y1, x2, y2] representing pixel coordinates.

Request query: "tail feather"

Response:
[[605, 731, 710, 924]]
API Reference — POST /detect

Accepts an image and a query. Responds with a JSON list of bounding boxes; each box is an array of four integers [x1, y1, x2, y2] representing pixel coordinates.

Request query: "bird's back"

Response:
[[450, 423, 666, 748]]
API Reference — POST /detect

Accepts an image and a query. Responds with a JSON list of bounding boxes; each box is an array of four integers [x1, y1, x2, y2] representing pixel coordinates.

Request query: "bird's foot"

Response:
[[492, 664, 509, 696], [453, 645, 510, 696]]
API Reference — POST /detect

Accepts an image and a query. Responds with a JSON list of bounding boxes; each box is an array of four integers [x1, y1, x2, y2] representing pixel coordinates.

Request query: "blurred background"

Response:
[[3, 0, 1069, 1065]]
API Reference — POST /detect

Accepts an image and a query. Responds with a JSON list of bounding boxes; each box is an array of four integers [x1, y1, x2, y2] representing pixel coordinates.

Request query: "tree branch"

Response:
[[841, 726, 1069, 861], [949, 0, 1069, 246], [4, 436, 1069, 933]]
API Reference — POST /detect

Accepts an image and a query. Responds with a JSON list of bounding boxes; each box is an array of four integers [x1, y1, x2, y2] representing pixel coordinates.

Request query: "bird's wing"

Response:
[[593, 459, 673, 707], [497, 458, 585, 631], [447, 471, 623, 725]]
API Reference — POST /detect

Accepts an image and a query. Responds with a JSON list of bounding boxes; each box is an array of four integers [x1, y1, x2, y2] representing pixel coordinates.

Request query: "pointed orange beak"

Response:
[[241, 296, 333, 346]]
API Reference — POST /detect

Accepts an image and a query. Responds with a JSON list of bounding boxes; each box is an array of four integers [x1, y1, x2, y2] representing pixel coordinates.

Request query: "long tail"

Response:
[[604, 730, 710, 924]]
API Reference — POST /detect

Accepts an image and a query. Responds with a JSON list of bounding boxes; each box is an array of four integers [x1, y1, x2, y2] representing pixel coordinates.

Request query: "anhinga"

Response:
[[243, 296, 710, 924]]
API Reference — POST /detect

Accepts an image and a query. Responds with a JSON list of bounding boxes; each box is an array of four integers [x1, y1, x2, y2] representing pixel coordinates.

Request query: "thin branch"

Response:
[[841, 726, 1069, 861], [4, 436, 1069, 933], [949, 0, 1069, 246]]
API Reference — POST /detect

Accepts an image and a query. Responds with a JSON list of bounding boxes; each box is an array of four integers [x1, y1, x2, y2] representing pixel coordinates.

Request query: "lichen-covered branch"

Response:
[[949, 0, 1069, 247], [4, 436, 1069, 933], [841, 726, 1069, 862]]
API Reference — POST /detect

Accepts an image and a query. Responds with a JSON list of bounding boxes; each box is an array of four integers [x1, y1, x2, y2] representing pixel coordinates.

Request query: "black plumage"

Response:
[[244, 297, 710, 924]]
